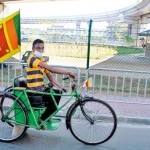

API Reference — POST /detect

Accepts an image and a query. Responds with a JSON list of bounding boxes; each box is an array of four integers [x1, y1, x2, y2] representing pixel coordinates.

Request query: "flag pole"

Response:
[[86, 19, 92, 69]]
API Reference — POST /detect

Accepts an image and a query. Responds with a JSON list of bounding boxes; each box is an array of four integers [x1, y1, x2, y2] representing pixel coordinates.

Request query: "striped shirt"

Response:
[[26, 52, 49, 91]]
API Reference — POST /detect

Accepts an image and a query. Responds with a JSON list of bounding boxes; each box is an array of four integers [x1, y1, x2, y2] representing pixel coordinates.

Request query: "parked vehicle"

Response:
[[0, 63, 7, 69]]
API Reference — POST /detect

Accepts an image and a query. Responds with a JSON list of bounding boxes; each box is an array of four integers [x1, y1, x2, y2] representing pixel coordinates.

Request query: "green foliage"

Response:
[[124, 35, 135, 43], [111, 45, 143, 54], [115, 32, 121, 41]]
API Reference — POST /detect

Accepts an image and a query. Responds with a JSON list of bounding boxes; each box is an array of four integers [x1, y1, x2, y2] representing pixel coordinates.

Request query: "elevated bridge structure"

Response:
[[0, 0, 150, 46], [0, 0, 150, 23], [20, 0, 150, 24]]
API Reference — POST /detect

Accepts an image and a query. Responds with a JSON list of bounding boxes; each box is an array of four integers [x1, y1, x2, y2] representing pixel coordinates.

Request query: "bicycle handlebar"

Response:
[[63, 76, 70, 81], [45, 76, 78, 93], [62, 76, 78, 92], [63, 76, 77, 83]]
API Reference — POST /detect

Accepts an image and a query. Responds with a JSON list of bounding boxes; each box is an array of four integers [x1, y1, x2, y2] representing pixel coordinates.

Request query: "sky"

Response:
[[5, 0, 141, 17]]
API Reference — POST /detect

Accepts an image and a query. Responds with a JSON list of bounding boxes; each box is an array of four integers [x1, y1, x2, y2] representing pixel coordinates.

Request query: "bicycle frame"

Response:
[[4, 86, 81, 130], [0, 75, 118, 145]]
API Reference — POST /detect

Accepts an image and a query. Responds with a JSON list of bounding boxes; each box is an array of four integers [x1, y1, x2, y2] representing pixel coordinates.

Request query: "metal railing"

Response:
[[1, 62, 150, 120], [84, 67, 150, 104], [1, 62, 150, 104], [0, 62, 80, 90]]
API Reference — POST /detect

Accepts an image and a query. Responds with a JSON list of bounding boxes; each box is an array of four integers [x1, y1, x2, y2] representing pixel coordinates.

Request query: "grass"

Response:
[[21, 42, 144, 59]]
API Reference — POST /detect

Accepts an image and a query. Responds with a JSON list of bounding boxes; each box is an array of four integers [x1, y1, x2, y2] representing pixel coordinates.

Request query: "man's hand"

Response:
[[69, 72, 76, 79], [62, 88, 68, 93]]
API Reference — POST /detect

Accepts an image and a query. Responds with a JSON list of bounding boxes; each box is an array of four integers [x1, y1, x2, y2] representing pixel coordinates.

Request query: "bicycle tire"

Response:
[[0, 94, 28, 142], [68, 98, 117, 145]]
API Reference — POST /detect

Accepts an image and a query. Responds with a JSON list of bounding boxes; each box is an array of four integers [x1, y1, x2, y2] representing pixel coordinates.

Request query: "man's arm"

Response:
[[46, 72, 63, 89], [38, 61, 75, 79]]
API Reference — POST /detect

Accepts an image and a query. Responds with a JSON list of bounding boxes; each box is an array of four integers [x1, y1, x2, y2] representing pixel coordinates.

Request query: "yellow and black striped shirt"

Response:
[[26, 52, 49, 91]]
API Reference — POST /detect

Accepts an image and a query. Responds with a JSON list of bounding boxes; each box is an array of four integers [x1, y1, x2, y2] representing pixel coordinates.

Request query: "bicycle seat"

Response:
[[14, 76, 27, 88]]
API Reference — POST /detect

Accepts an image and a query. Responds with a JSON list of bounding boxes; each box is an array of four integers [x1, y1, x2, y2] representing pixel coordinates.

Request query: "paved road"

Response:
[[0, 119, 150, 150]]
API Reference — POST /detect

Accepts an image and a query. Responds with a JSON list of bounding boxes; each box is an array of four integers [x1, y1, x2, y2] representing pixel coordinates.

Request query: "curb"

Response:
[[56, 111, 150, 125], [117, 116, 150, 125]]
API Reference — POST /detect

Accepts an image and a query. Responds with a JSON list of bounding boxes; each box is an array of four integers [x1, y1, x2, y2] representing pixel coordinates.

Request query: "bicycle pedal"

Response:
[[46, 118, 62, 130]]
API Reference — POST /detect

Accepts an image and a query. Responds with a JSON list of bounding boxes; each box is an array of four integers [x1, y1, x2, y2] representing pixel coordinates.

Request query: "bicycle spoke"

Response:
[[69, 98, 117, 145]]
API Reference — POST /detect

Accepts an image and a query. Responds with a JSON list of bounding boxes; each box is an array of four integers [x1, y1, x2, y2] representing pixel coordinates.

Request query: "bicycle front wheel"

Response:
[[0, 94, 27, 142], [68, 98, 117, 145]]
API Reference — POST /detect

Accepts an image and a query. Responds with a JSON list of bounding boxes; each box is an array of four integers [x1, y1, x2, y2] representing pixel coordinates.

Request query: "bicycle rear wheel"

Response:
[[68, 98, 117, 145], [0, 94, 27, 142]]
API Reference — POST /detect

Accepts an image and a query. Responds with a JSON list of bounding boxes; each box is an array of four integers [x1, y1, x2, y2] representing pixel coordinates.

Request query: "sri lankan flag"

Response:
[[0, 11, 20, 62], [83, 77, 93, 87]]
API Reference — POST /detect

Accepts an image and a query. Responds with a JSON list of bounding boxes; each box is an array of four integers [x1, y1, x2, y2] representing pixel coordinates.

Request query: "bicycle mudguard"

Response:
[[82, 96, 94, 100], [4, 86, 13, 92], [0, 93, 5, 108], [65, 97, 93, 129], [65, 100, 79, 129], [1, 93, 28, 112], [65, 97, 96, 129]]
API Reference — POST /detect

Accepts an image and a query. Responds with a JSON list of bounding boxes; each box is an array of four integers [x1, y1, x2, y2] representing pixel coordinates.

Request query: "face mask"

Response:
[[34, 50, 43, 58]]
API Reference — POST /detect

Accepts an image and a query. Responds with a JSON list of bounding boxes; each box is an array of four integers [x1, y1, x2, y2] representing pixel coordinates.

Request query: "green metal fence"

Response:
[[7, 18, 148, 75]]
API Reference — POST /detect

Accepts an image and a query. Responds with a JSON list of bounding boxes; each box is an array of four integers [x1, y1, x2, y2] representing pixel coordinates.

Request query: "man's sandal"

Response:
[[39, 119, 46, 130]]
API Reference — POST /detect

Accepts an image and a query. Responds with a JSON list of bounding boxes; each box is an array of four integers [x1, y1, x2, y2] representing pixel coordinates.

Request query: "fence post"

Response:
[[86, 19, 92, 69]]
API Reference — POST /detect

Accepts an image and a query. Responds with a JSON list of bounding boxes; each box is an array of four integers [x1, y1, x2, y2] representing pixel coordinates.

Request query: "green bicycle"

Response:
[[0, 75, 117, 145]]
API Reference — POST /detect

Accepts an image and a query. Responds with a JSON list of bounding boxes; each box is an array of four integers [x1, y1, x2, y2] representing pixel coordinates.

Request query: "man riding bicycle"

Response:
[[12, 39, 75, 135], [27, 39, 75, 124]]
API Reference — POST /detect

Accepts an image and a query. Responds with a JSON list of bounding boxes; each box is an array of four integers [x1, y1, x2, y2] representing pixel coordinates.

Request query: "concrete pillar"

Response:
[[0, 3, 6, 20], [127, 24, 132, 36], [75, 20, 81, 43], [0, 3, 5, 13], [130, 20, 141, 47]]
